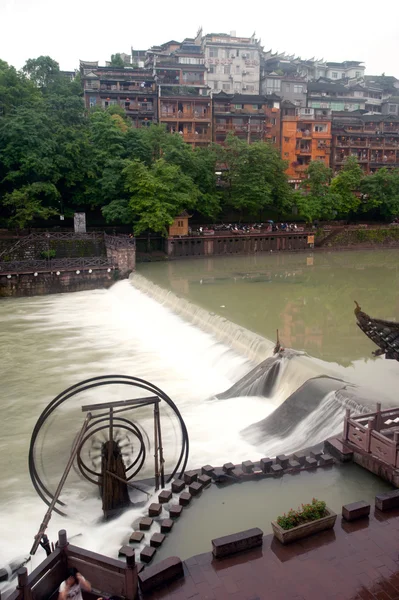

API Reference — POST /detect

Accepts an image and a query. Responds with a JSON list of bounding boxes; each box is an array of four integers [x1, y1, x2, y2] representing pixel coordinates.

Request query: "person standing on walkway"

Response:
[[58, 567, 91, 600]]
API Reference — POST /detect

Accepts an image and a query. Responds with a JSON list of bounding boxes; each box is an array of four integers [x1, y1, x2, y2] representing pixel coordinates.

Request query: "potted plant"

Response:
[[271, 498, 336, 545]]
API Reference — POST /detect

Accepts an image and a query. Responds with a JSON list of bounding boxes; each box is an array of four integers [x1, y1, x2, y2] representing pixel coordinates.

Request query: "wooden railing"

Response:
[[343, 403, 399, 469], [7, 530, 137, 600]]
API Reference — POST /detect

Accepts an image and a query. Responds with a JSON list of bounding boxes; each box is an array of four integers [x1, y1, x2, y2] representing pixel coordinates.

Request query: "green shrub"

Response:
[[277, 498, 327, 530], [40, 249, 56, 259]]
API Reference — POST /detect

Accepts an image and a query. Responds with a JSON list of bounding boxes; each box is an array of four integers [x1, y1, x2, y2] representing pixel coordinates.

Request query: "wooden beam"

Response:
[[81, 396, 159, 412]]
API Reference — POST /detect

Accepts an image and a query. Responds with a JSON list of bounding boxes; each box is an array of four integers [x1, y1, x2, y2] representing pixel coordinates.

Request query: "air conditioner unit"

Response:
[[242, 53, 248, 58], [243, 85, 248, 90], [231, 55, 235, 59], [242, 71, 247, 75]]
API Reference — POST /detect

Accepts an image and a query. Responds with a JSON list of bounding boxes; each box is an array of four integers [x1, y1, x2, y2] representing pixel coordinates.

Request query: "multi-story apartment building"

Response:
[[325, 61, 365, 81], [213, 93, 280, 145], [202, 32, 262, 95], [281, 103, 332, 182], [159, 92, 212, 146], [80, 61, 157, 127], [307, 81, 367, 112], [331, 113, 399, 174], [261, 73, 307, 107]]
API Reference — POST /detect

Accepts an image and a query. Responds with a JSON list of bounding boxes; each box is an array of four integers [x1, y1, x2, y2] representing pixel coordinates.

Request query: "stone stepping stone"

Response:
[[169, 504, 183, 518], [183, 471, 197, 485], [223, 462, 235, 473], [342, 501, 370, 521], [319, 453, 334, 466], [140, 546, 156, 564], [179, 491, 192, 506], [310, 450, 323, 461], [276, 455, 289, 469], [260, 457, 272, 473], [201, 464, 214, 476], [293, 452, 306, 466], [129, 531, 144, 543], [171, 479, 185, 493], [288, 460, 301, 470], [231, 467, 244, 479], [305, 457, 318, 468], [189, 482, 202, 496], [198, 474, 211, 487], [139, 517, 153, 531], [242, 460, 254, 473], [148, 503, 162, 517], [270, 464, 283, 476], [150, 533, 166, 548], [158, 489, 172, 504], [119, 545, 133, 557], [161, 518, 174, 533]]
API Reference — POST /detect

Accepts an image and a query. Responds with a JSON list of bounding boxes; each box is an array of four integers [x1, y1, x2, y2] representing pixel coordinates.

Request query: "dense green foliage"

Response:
[[277, 498, 327, 530], [1, 55, 399, 232]]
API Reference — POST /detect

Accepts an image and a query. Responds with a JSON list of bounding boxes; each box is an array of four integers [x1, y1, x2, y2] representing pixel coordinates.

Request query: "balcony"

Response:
[[160, 110, 210, 121], [383, 125, 399, 133], [296, 149, 312, 155], [183, 133, 211, 143], [296, 131, 312, 139]]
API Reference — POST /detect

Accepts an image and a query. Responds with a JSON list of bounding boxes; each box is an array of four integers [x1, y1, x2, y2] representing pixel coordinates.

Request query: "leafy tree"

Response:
[[22, 56, 60, 89], [360, 168, 399, 218], [3, 183, 58, 228], [330, 156, 363, 216], [221, 134, 292, 217], [103, 158, 199, 234], [296, 161, 338, 222], [109, 54, 125, 68], [0, 60, 41, 116]]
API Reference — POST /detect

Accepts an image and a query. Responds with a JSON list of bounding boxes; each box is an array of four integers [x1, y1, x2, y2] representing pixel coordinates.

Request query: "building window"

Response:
[[304, 108, 312, 114], [235, 104, 244, 109], [285, 84, 290, 92], [177, 220, 184, 227], [341, 73, 345, 78], [389, 104, 398, 113], [223, 65, 231, 75], [284, 152, 289, 157], [332, 72, 338, 79], [89, 97, 97, 107], [316, 156, 325, 161], [272, 136, 277, 143], [209, 48, 218, 58], [356, 71, 361, 78], [223, 84, 231, 91], [284, 137, 290, 143], [247, 85, 255, 92], [314, 124, 327, 132], [235, 65, 240, 74], [294, 85, 302, 94], [271, 118, 276, 125], [209, 66, 215, 74]]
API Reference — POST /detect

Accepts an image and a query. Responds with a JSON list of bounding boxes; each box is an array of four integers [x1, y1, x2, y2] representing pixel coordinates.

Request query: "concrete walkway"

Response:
[[145, 508, 399, 600]]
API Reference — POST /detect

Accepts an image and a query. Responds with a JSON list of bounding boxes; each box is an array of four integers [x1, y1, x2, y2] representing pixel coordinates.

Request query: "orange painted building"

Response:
[[280, 102, 332, 183]]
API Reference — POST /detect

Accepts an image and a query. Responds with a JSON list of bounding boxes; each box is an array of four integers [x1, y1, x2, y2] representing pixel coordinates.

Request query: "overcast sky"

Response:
[[2, 0, 399, 78]]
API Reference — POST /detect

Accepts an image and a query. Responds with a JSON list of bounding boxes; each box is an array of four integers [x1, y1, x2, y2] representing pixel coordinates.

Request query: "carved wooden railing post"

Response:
[[123, 547, 138, 600], [375, 402, 382, 431], [394, 432, 399, 467], [17, 567, 31, 600], [343, 408, 351, 441], [366, 417, 374, 452], [58, 529, 68, 549]]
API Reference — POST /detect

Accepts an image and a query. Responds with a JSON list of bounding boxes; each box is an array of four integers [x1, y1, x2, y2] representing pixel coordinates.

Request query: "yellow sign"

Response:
[[307, 235, 315, 244], [307, 257, 314, 266]]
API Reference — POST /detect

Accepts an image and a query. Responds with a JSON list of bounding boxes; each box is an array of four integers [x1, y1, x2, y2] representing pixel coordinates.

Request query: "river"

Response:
[[0, 249, 398, 583]]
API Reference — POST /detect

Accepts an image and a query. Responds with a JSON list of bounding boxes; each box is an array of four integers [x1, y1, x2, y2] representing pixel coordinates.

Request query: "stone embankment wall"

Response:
[[0, 268, 116, 298], [166, 233, 311, 258], [321, 227, 399, 249]]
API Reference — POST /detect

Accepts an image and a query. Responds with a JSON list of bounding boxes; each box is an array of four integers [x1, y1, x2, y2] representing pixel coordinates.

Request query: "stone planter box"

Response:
[[271, 508, 336, 545]]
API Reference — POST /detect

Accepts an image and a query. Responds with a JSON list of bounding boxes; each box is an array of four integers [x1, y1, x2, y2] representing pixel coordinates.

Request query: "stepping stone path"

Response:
[[198, 474, 211, 487], [189, 482, 202, 496], [129, 531, 144, 543], [161, 518, 174, 533], [139, 517, 153, 531], [183, 471, 197, 485], [148, 503, 162, 517], [140, 546, 156, 564], [150, 533, 166, 548], [158, 489, 172, 503], [179, 491, 192, 506], [118, 545, 133, 557], [242, 460, 254, 473], [171, 479, 185, 493], [169, 504, 183, 518]]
